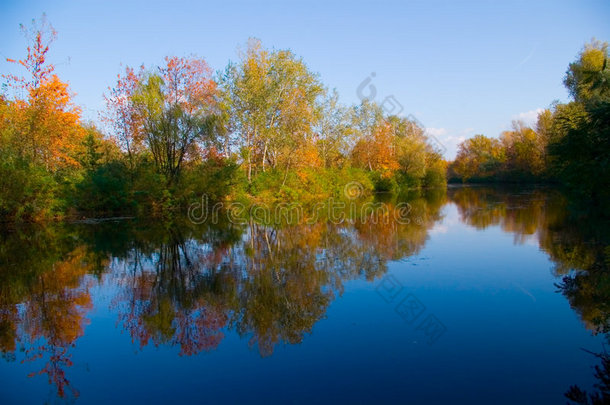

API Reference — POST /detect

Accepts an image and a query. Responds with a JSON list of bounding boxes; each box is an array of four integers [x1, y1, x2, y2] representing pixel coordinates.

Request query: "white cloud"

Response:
[[445, 135, 466, 143], [425, 127, 475, 160], [429, 224, 448, 234], [512, 108, 544, 125], [426, 127, 447, 137]]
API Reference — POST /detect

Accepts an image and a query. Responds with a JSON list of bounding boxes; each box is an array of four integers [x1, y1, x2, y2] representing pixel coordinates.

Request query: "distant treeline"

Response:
[[449, 40, 610, 205]]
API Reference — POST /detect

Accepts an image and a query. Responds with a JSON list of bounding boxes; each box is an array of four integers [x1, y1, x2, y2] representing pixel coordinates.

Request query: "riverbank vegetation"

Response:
[[449, 40, 610, 205], [0, 18, 445, 223], [1, 16, 608, 223]]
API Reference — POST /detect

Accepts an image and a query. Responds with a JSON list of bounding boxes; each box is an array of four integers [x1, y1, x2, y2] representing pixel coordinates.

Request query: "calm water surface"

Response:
[[1, 186, 608, 404]]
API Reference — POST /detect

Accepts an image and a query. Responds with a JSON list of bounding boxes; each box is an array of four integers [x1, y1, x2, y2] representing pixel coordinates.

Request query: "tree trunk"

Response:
[[262, 140, 268, 172]]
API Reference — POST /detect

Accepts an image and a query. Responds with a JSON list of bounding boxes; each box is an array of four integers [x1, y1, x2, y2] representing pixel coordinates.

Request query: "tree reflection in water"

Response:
[[1, 187, 608, 400], [448, 186, 610, 404], [110, 192, 446, 358], [0, 228, 100, 399]]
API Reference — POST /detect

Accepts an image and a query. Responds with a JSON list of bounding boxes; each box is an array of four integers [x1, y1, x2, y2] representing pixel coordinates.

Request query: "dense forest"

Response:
[[1, 16, 608, 223]]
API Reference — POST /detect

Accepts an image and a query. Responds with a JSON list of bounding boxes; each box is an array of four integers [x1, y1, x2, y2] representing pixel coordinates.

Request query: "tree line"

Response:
[[0, 17, 445, 222], [449, 40, 610, 205], [1, 16, 607, 223]]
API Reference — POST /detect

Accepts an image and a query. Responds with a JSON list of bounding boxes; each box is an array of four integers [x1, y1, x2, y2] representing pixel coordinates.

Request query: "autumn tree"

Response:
[[102, 66, 144, 172], [349, 104, 446, 189], [500, 120, 546, 177], [221, 39, 324, 182], [349, 100, 392, 172], [0, 15, 92, 221], [451, 134, 506, 181], [534, 109, 553, 167], [104, 56, 218, 186], [349, 99, 385, 146], [351, 121, 400, 174], [2, 15, 86, 172], [315, 89, 351, 168], [389, 115, 430, 181], [133, 57, 218, 184]]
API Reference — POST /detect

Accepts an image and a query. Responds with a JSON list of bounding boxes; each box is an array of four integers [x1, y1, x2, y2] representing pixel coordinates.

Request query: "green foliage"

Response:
[[0, 150, 58, 222], [1, 28, 452, 223], [564, 40, 610, 104], [549, 102, 589, 145], [5, 28, 610, 224], [370, 171, 399, 193], [548, 102, 610, 203], [220, 39, 325, 182], [316, 89, 351, 168], [545, 43, 610, 204], [247, 167, 374, 204], [74, 161, 133, 216], [423, 166, 447, 188], [175, 157, 242, 203], [130, 162, 173, 217]]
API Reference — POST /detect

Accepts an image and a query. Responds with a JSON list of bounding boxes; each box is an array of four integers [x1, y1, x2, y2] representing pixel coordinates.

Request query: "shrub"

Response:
[[0, 153, 58, 222], [74, 161, 133, 216]]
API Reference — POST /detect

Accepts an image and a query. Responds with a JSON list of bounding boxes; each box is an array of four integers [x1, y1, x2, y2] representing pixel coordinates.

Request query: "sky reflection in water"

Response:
[[0, 186, 608, 404]]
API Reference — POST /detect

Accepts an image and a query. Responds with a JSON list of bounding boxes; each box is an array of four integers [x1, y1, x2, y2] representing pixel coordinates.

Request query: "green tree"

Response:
[[548, 102, 610, 202], [564, 40, 610, 104], [547, 41, 610, 203], [131, 57, 218, 185]]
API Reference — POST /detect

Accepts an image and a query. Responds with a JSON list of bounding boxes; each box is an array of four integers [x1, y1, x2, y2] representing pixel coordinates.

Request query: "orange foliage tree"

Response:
[[351, 121, 400, 176], [3, 15, 86, 172]]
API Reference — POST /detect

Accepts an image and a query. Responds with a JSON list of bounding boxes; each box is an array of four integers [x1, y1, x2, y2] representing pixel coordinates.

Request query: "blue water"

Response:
[[0, 187, 607, 404]]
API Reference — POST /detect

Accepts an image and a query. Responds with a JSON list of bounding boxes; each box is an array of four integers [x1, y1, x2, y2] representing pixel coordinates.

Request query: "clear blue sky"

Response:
[[1, 0, 609, 158]]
